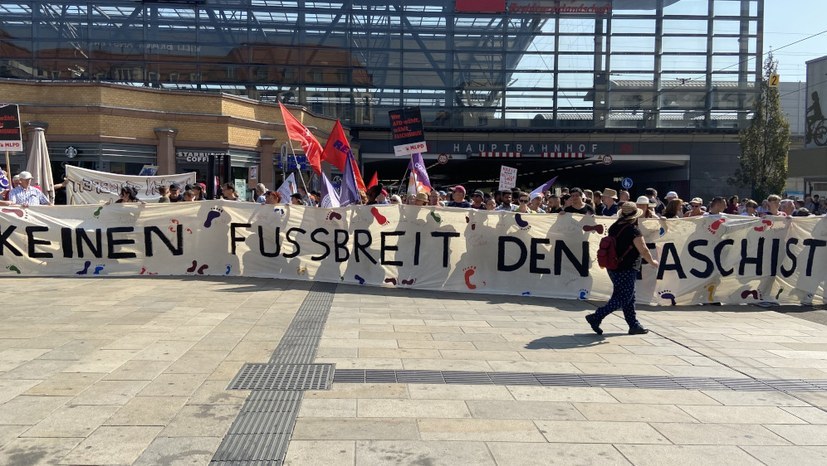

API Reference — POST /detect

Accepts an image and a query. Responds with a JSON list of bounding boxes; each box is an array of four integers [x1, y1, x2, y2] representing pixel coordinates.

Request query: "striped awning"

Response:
[[480, 152, 521, 158], [540, 152, 586, 159]]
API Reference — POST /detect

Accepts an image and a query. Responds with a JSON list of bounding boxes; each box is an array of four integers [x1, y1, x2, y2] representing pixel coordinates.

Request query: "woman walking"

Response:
[[586, 202, 659, 335]]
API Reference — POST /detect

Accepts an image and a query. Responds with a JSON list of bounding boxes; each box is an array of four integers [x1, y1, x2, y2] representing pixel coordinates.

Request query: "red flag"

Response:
[[367, 172, 379, 189], [279, 102, 323, 175], [322, 120, 366, 191]]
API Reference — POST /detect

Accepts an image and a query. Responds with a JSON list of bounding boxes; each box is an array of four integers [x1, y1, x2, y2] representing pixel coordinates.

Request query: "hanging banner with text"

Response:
[[0, 204, 824, 306], [0, 104, 23, 152], [389, 107, 427, 157], [64, 165, 197, 205]]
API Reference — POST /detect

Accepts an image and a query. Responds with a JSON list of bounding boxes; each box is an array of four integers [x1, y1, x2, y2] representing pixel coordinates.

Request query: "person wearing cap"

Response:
[[635, 195, 658, 218], [168, 182, 183, 202], [8, 171, 51, 207], [470, 190, 485, 209], [661, 191, 678, 215], [597, 188, 619, 216], [388, 194, 402, 205], [529, 192, 545, 213], [585, 202, 659, 336], [413, 192, 428, 206], [289, 192, 305, 205], [685, 197, 705, 217], [447, 185, 471, 208]]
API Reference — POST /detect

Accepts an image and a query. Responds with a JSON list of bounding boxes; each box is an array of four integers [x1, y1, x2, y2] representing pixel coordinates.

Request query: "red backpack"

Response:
[[597, 223, 634, 270]]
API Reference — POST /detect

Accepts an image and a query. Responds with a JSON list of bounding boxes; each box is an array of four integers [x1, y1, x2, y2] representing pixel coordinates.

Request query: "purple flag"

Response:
[[407, 153, 433, 193], [339, 151, 362, 206], [529, 176, 558, 199], [0, 168, 8, 190], [320, 172, 341, 208]]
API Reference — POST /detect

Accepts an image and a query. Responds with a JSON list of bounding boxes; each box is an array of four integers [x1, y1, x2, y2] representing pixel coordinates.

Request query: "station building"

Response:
[[0, 0, 764, 200]]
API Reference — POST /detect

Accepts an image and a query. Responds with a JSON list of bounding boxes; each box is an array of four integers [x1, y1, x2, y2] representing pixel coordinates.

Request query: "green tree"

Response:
[[729, 52, 790, 201]]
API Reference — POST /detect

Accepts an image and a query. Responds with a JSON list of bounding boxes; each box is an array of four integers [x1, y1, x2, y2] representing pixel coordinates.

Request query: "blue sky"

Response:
[[764, 1, 827, 82]]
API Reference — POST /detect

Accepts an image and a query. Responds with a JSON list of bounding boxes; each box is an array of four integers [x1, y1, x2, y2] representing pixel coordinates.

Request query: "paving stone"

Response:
[[765, 425, 827, 445], [0, 379, 41, 404], [0, 437, 82, 466], [133, 436, 223, 466], [0, 396, 71, 425], [573, 402, 699, 423], [408, 384, 513, 401], [536, 420, 670, 444], [24, 372, 106, 397], [71, 380, 151, 406], [137, 373, 208, 397], [355, 440, 494, 465], [605, 388, 720, 405], [781, 406, 827, 424], [488, 442, 631, 465], [291, 418, 419, 441], [59, 426, 163, 465], [160, 404, 240, 437], [105, 396, 188, 426], [298, 399, 358, 418], [467, 400, 585, 421], [304, 383, 409, 400], [700, 389, 810, 406], [741, 446, 827, 466], [418, 419, 546, 442], [651, 422, 791, 445], [678, 405, 809, 424], [284, 440, 355, 466], [0, 425, 28, 449], [357, 399, 471, 418], [615, 444, 766, 465], [508, 386, 617, 403]]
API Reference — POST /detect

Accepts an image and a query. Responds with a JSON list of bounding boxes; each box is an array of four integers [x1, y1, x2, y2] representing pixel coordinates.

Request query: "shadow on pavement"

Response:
[[524, 334, 613, 350]]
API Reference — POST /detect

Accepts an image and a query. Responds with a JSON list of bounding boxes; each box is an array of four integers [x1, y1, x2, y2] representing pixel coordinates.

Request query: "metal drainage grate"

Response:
[[333, 369, 827, 393], [228, 363, 334, 391], [212, 283, 337, 466]]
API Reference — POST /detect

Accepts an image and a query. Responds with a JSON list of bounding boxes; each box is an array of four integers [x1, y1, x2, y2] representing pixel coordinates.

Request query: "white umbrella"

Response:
[[25, 127, 55, 203]]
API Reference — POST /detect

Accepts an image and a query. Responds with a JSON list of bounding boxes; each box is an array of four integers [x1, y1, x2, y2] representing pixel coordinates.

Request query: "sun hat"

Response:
[[636, 195, 656, 207], [618, 201, 643, 220], [415, 192, 428, 202], [602, 188, 618, 200], [18, 171, 33, 180], [690, 197, 703, 205]]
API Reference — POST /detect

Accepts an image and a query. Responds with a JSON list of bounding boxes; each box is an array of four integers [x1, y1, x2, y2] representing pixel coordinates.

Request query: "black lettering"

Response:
[[431, 231, 460, 268], [714, 239, 734, 276], [334, 229, 350, 262], [230, 223, 251, 255], [802, 238, 827, 277], [738, 237, 764, 276], [498, 237, 527, 271], [687, 239, 713, 278], [554, 240, 589, 277], [310, 228, 330, 261], [283, 227, 306, 259], [381, 231, 405, 266], [529, 238, 551, 274], [144, 226, 183, 257], [657, 243, 686, 279], [26, 226, 52, 259], [0, 226, 21, 256], [414, 231, 421, 266], [353, 230, 377, 264], [107, 227, 136, 259], [75, 228, 102, 258], [61, 227, 72, 258], [770, 238, 780, 277], [258, 226, 281, 258], [781, 238, 798, 278]]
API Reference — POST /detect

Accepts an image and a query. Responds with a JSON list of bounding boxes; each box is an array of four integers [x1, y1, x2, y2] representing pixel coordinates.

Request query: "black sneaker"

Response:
[[585, 314, 603, 335], [628, 326, 649, 335]]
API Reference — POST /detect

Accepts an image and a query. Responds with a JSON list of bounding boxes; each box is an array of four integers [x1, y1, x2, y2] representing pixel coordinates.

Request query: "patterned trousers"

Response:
[[593, 268, 641, 328]]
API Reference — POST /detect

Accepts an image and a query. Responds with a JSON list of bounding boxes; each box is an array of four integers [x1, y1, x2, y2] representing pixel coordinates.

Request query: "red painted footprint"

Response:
[[370, 207, 389, 226], [1, 208, 25, 218], [754, 219, 773, 232], [463, 266, 478, 290], [583, 224, 604, 234], [384, 277, 397, 285], [740, 289, 761, 300], [708, 217, 727, 234]]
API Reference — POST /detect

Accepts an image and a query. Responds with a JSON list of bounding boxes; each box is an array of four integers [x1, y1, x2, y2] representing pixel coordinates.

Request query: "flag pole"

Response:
[[285, 139, 313, 205], [4, 151, 10, 180]]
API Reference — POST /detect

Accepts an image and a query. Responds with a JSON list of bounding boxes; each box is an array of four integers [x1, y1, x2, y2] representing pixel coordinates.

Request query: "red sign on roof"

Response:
[[456, 0, 506, 13]]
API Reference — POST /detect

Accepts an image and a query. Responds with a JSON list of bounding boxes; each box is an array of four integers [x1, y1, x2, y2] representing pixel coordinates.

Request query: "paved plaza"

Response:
[[0, 277, 826, 465]]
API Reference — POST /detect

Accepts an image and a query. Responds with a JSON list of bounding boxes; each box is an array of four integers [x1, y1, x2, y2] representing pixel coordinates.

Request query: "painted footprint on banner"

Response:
[[578, 289, 590, 300], [5, 265, 21, 275], [775, 288, 784, 300], [384, 277, 398, 285], [326, 211, 343, 221], [92, 206, 103, 219], [76, 261, 92, 275], [92, 264, 105, 275], [706, 284, 717, 303], [429, 211, 442, 224], [521, 291, 531, 296], [204, 207, 224, 228], [708, 217, 727, 234], [582, 224, 604, 234], [515, 214, 530, 230], [754, 219, 773, 232], [658, 289, 677, 306], [296, 266, 307, 276], [740, 289, 762, 301], [400, 278, 416, 286], [186, 260, 198, 273], [168, 218, 180, 233], [354, 274, 366, 285], [463, 266, 478, 290], [224, 264, 232, 276], [197, 264, 209, 275], [1, 207, 26, 219], [370, 207, 390, 226]]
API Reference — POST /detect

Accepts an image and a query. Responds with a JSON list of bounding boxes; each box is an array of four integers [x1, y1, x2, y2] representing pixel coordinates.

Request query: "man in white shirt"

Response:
[[8, 171, 51, 207]]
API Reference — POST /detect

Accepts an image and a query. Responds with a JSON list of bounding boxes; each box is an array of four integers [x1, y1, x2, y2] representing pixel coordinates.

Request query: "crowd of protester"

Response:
[[1, 168, 825, 217]]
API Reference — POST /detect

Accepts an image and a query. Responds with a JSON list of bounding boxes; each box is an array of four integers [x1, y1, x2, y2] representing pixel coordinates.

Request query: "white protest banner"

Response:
[[499, 166, 517, 191], [0, 205, 824, 306], [65, 165, 196, 205]]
